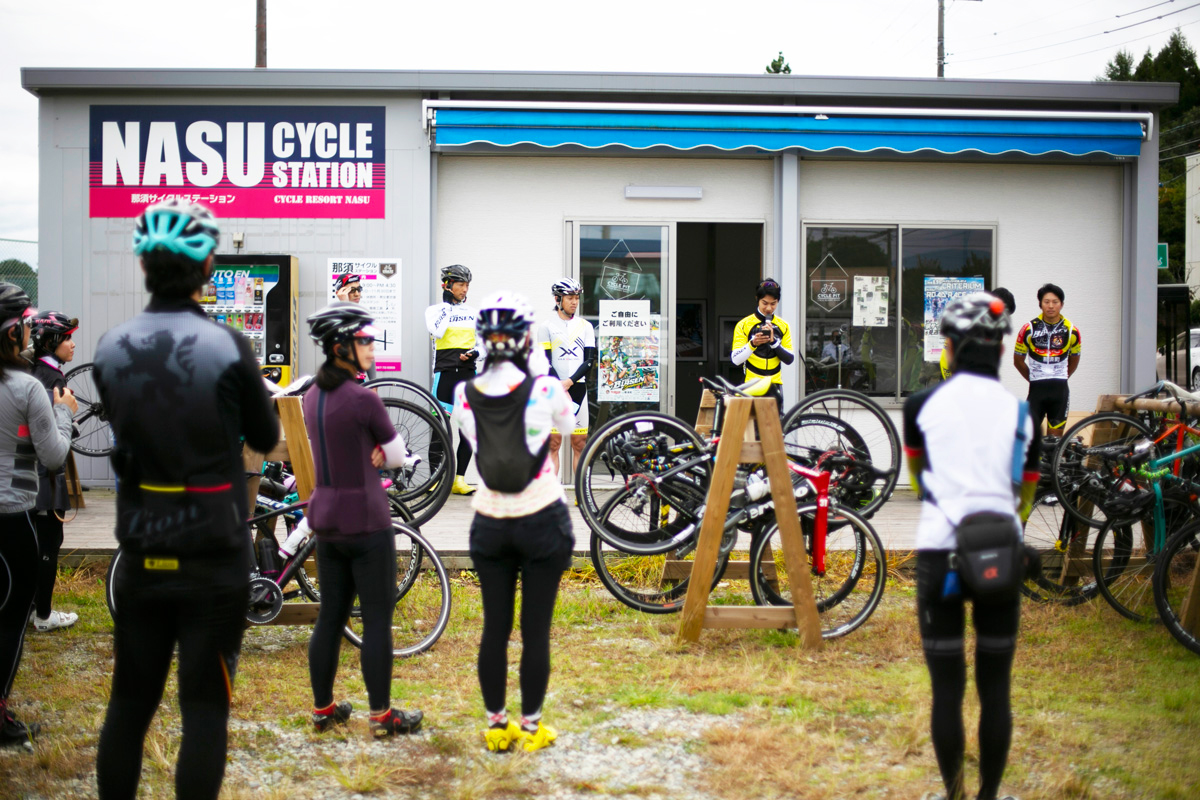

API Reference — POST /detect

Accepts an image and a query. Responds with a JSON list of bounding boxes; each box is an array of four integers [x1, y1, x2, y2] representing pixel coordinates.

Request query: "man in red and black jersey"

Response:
[[1013, 283, 1080, 436]]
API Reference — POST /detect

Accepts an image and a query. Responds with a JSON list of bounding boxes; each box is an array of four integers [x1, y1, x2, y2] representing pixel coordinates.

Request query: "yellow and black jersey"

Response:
[[425, 299, 478, 372], [1014, 314, 1081, 382], [730, 312, 795, 385]]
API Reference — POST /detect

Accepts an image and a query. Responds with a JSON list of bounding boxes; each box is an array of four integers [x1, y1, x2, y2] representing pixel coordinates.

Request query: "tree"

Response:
[[765, 52, 791, 75], [1101, 30, 1200, 284], [0, 259, 37, 306], [1101, 49, 1135, 81]]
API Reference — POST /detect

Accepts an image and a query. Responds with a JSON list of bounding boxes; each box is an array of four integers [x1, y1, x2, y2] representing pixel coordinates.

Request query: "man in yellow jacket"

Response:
[[730, 278, 794, 413]]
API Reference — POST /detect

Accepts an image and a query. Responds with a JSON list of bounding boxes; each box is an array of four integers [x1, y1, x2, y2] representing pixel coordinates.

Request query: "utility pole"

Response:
[[938, 0, 982, 78], [256, 0, 267, 68]]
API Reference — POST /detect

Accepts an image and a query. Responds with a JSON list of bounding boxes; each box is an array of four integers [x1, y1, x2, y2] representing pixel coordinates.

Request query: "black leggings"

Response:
[[916, 551, 1020, 800], [1027, 379, 1069, 433], [97, 548, 249, 800], [0, 512, 38, 702], [34, 512, 64, 619], [434, 369, 474, 477], [470, 502, 572, 718], [308, 528, 397, 712]]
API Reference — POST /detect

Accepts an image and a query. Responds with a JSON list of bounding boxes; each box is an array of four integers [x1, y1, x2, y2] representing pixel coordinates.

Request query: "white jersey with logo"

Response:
[[538, 314, 595, 385]]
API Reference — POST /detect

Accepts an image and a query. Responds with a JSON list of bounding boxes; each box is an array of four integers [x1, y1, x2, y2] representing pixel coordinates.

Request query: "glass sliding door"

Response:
[[576, 224, 669, 426]]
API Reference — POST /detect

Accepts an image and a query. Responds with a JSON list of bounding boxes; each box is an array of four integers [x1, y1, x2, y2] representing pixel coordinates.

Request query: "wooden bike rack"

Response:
[[676, 396, 822, 649], [243, 395, 321, 626]]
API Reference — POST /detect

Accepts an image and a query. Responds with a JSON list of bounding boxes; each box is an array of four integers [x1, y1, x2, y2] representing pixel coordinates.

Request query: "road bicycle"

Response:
[[106, 490, 453, 658], [63, 362, 113, 457], [1152, 518, 1200, 656]]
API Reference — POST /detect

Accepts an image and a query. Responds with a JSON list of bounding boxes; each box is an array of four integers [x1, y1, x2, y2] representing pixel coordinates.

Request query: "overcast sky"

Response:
[[2, 0, 1196, 245]]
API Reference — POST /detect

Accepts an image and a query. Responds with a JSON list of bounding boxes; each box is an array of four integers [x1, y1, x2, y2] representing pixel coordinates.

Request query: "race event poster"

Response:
[[328, 259, 402, 373], [89, 105, 385, 218], [923, 276, 985, 361], [598, 300, 660, 402]]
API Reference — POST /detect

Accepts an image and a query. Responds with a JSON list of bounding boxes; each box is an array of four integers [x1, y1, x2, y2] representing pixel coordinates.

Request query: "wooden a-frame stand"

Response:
[[243, 395, 322, 626], [676, 396, 823, 649]]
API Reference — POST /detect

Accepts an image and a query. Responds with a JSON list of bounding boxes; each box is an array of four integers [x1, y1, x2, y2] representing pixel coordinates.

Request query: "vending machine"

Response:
[[204, 255, 299, 385]]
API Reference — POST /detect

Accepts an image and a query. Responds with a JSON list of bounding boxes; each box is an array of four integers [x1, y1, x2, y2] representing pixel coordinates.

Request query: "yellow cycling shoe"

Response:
[[518, 722, 557, 752], [451, 476, 476, 496], [483, 721, 523, 752]]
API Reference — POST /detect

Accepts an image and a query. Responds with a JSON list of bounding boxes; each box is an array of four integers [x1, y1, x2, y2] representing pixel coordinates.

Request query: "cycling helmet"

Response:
[[132, 199, 220, 263], [306, 302, 378, 350], [939, 292, 1011, 345], [30, 311, 79, 352], [551, 277, 583, 297], [477, 291, 534, 360], [0, 282, 32, 333], [755, 278, 781, 300], [440, 264, 472, 285], [332, 273, 362, 292]]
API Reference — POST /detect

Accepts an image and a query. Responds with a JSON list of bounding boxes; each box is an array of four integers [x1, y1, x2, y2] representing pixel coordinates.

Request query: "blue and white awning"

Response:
[[428, 102, 1148, 158]]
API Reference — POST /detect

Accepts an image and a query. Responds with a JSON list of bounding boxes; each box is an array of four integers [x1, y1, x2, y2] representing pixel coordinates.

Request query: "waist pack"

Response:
[[951, 511, 1023, 599]]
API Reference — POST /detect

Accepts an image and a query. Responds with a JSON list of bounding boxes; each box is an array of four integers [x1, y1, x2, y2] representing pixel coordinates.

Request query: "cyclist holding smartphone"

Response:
[[452, 292, 575, 753], [0, 284, 75, 750], [303, 302, 423, 737]]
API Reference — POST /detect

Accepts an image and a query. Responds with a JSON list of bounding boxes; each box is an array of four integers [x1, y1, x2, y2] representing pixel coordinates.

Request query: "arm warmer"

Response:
[[731, 344, 752, 366], [569, 347, 597, 383], [772, 338, 795, 365]]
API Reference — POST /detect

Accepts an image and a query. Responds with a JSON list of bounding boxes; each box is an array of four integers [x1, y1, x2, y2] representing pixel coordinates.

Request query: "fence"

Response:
[[0, 238, 37, 307]]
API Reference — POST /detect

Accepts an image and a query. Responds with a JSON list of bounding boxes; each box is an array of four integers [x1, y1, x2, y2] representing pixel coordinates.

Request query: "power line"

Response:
[[1160, 136, 1200, 153], [955, 1, 1175, 55], [958, 16, 1200, 76], [948, 2, 1200, 64], [1163, 118, 1200, 135], [952, 0, 1097, 44]]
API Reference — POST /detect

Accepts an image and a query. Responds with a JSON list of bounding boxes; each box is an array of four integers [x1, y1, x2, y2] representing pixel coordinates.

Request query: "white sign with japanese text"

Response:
[[328, 258, 402, 373], [598, 300, 660, 402]]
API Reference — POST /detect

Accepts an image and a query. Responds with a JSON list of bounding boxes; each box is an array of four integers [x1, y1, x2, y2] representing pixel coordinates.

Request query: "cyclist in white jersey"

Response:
[[537, 278, 596, 476]]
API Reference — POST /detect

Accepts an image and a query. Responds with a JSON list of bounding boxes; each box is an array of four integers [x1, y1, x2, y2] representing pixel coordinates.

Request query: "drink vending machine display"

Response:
[[206, 255, 299, 385]]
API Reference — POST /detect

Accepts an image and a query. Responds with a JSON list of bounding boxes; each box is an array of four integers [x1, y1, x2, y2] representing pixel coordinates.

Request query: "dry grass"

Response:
[[1, 562, 1199, 799]]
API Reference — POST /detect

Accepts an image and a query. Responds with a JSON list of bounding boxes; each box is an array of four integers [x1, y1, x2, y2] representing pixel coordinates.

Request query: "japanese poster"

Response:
[[328, 258, 402, 373], [598, 300, 660, 402], [923, 276, 986, 361], [852, 275, 890, 327]]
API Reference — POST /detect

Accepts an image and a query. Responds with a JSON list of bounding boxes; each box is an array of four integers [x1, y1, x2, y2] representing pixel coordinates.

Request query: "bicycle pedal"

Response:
[[282, 590, 300, 600]]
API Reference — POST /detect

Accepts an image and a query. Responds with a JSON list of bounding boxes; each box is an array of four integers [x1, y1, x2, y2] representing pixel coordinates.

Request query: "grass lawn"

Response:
[[2, 562, 1199, 799]]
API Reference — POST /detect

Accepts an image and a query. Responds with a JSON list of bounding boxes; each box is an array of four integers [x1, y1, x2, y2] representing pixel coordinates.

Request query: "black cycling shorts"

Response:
[[1028, 380, 1069, 432]]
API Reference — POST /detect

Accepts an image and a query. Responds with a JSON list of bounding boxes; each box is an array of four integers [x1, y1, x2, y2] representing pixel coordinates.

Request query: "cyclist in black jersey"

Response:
[[28, 310, 81, 632], [94, 201, 279, 800], [905, 293, 1039, 800]]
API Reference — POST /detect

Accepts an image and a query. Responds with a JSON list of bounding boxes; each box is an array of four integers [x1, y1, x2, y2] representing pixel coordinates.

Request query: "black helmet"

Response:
[[441, 264, 472, 285], [476, 291, 534, 361], [30, 310, 79, 353], [133, 199, 220, 263], [332, 273, 362, 292], [0, 282, 32, 333], [939, 292, 1011, 345], [306, 302, 377, 350]]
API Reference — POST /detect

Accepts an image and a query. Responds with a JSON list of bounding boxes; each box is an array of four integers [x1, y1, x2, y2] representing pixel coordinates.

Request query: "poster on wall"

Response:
[[923, 276, 986, 361], [852, 276, 890, 327], [597, 300, 660, 402], [328, 259, 402, 373], [89, 105, 386, 219]]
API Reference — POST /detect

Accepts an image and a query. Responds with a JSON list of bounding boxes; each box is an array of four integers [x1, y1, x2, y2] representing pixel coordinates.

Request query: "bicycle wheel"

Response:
[[575, 412, 710, 535], [1093, 498, 1196, 621], [1021, 492, 1104, 605], [1153, 520, 1200, 656], [1051, 412, 1154, 529], [784, 390, 899, 517], [380, 398, 453, 527], [363, 378, 451, 433], [104, 549, 123, 621], [296, 521, 426, 604], [64, 362, 114, 457], [749, 503, 887, 639], [589, 530, 735, 614], [341, 524, 451, 658], [782, 413, 879, 514]]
